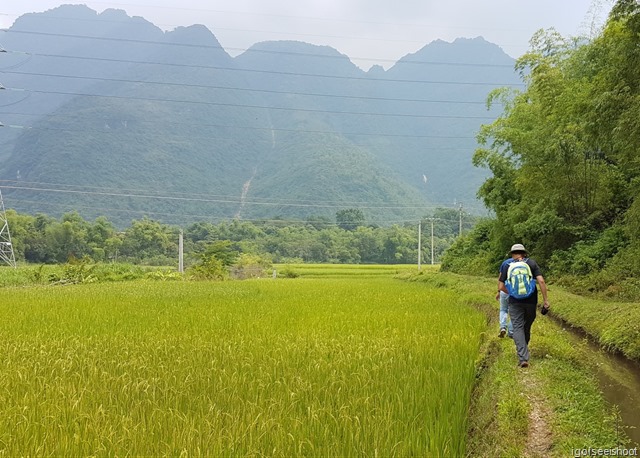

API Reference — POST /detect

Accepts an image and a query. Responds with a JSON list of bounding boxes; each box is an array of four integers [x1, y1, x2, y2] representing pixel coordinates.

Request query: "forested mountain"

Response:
[[0, 5, 521, 226]]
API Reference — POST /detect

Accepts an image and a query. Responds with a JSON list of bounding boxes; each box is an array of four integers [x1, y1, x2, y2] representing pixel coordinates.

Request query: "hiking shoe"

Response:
[[519, 361, 529, 368], [499, 328, 506, 338]]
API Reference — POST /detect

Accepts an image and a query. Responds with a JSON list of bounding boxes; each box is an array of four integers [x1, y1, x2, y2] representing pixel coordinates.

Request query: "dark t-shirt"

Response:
[[499, 257, 542, 305]]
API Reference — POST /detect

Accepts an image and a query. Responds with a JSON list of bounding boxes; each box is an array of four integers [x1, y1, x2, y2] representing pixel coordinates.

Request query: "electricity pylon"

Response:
[[0, 189, 16, 268]]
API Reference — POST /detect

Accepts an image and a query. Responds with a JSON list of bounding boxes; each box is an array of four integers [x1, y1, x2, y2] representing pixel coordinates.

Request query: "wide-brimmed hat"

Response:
[[510, 243, 527, 253]]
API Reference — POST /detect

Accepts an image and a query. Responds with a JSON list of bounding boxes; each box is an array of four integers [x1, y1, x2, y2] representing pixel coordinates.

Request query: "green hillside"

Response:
[[0, 5, 521, 225]]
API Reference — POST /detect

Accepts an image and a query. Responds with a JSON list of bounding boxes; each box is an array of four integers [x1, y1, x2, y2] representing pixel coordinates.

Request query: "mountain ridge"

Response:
[[0, 5, 522, 226]]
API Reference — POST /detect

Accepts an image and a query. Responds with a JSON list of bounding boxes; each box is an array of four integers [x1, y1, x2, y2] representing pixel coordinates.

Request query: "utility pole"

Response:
[[458, 203, 463, 237], [178, 229, 184, 273], [417, 221, 422, 271], [0, 189, 17, 268], [431, 218, 435, 265]]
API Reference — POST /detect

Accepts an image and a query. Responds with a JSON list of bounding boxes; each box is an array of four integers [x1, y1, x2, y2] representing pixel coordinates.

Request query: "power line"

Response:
[[1, 50, 525, 87], [2, 86, 498, 121], [0, 26, 495, 220], [0, 119, 479, 140], [5, 197, 476, 227], [0, 70, 496, 105], [0, 183, 452, 210], [1, 179, 487, 214], [0, 179, 462, 207]]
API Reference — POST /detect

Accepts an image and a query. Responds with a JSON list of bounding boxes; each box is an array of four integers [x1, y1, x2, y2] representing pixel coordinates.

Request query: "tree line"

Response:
[[442, 0, 640, 301], [3, 207, 476, 267]]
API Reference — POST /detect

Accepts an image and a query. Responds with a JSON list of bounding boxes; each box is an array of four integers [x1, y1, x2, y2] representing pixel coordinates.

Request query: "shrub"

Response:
[[230, 253, 272, 280], [145, 270, 184, 281], [58, 257, 97, 284], [441, 219, 495, 276], [188, 257, 228, 280], [279, 267, 300, 278]]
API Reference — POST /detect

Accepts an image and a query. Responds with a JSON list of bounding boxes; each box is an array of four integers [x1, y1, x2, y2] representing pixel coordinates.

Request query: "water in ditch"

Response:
[[564, 326, 640, 447]]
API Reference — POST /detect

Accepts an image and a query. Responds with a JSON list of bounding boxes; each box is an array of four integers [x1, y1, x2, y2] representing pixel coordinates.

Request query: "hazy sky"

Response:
[[1, 1, 614, 69]]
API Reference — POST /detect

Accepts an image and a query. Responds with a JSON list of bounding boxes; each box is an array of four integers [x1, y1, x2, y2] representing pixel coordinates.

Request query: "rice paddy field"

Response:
[[0, 266, 486, 456]]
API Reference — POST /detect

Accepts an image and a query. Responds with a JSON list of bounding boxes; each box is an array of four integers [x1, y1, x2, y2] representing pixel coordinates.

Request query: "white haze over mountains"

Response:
[[2, 0, 614, 70]]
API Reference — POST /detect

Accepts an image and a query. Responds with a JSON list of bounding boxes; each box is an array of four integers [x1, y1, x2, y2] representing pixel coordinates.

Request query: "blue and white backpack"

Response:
[[505, 260, 536, 299]]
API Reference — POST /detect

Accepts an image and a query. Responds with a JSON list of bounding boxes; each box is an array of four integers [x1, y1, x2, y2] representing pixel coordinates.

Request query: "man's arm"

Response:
[[536, 275, 549, 308], [498, 280, 508, 295], [498, 263, 509, 296]]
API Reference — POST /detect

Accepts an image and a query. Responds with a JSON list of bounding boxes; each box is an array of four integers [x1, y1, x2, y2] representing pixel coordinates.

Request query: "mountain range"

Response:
[[0, 5, 522, 226]]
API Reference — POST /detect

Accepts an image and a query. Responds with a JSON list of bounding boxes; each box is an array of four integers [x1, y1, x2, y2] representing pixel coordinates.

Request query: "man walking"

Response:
[[496, 258, 514, 338], [498, 244, 549, 368]]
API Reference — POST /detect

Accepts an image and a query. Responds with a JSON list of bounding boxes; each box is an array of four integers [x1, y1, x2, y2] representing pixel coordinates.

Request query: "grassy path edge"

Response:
[[401, 270, 631, 457], [548, 288, 640, 362]]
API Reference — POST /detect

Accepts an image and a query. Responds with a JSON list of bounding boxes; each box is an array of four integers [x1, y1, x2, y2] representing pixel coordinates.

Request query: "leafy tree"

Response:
[[185, 221, 217, 243], [88, 216, 117, 261], [4, 210, 32, 262], [200, 240, 238, 267], [104, 235, 123, 262], [336, 208, 365, 231], [44, 212, 92, 263], [380, 225, 417, 264], [353, 226, 384, 263], [317, 228, 359, 263], [3, 207, 470, 268], [89, 216, 116, 246], [189, 240, 238, 280], [450, 1, 640, 298], [120, 217, 176, 264], [22, 213, 56, 263], [189, 256, 227, 280], [441, 219, 496, 275]]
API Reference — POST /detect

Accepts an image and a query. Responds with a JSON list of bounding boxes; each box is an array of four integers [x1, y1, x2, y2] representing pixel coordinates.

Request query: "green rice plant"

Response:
[[0, 263, 156, 287], [0, 264, 61, 287], [0, 276, 484, 456], [275, 263, 420, 278]]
